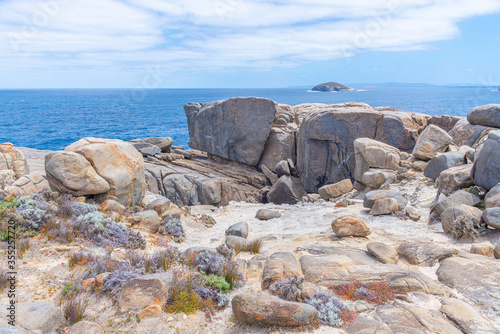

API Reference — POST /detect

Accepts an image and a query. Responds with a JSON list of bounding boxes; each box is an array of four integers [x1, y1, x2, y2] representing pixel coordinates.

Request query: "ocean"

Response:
[[0, 87, 499, 151]]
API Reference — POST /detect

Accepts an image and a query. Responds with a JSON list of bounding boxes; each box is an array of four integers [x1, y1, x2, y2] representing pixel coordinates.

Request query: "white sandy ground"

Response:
[[1, 170, 500, 333]]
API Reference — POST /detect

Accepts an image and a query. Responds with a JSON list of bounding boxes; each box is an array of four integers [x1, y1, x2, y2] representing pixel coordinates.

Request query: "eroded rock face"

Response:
[[412, 125, 452, 161], [424, 152, 467, 180], [485, 183, 500, 208], [0, 302, 64, 334], [45, 151, 110, 196], [231, 292, 318, 327], [65, 138, 145, 206], [467, 104, 500, 128], [318, 179, 353, 200], [296, 103, 426, 192], [118, 275, 171, 311], [261, 252, 302, 289], [353, 138, 400, 183], [0, 142, 29, 179], [437, 253, 500, 328], [440, 298, 499, 334], [4, 171, 50, 197], [440, 205, 483, 234], [332, 215, 371, 237], [267, 175, 306, 205], [436, 164, 473, 196], [367, 242, 398, 264], [259, 127, 296, 173], [397, 241, 455, 266], [471, 130, 500, 190], [449, 118, 494, 147], [185, 97, 277, 166]]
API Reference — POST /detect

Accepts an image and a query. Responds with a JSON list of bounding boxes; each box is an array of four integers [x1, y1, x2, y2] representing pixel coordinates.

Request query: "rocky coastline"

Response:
[[1, 98, 500, 334]]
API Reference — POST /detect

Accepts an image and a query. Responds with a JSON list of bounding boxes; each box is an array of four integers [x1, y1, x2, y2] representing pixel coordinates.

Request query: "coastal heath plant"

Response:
[[305, 292, 356, 327]]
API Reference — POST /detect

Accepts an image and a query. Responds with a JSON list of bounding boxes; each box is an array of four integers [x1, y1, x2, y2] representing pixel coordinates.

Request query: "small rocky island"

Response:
[[311, 82, 356, 92]]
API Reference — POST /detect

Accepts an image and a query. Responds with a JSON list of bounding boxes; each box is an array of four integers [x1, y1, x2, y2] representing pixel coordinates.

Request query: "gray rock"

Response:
[[274, 160, 291, 177], [440, 205, 483, 234], [482, 208, 500, 229], [370, 198, 398, 216], [173, 148, 193, 159], [118, 275, 171, 311], [255, 209, 281, 220], [367, 242, 398, 264], [131, 210, 161, 234], [267, 175, 306, 205], [343, 316, 392, 334], [440, 298, 499, 334], [185, 97, 277, 166], [232, 292, 318, 326], [259, 127, 296, 174], [332, 215, 371, 237], [100, 199, 126, 214], [495, 240, 500, 259], [68, 320, 104, 334], [146, 197, 171, 217], [397, 241, 455, 266], [262, 252, 302, 289], [470, 241, 495, 257], [261, 164, 278, 185], [296, 103, 427, 192], [428, 114, 462, 132], [437, 254, 500, 328], [363, 190, 408, 209], [131, 142, 161, 156], [472, 130, 500, 190], [433, 190, 481, 216], [225, 235, 251, 251], [143, 137, 173, 152], [0, 326, 29, 334], [318, 179, 353, 200], [449, 118, 493, 147], [0, 302, 63, 334], [424, 152, 467, 180], [225, 222, 249, 239], [467, 104, 500, 128], [403, 205, 421, 221], [485, 183, 500, 208], [436, 164, 474, 196], [362, 169, 396, 189]]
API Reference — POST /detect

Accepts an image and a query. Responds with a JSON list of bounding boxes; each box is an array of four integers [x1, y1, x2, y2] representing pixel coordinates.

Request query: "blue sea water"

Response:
[[0, 87, 499, 151]]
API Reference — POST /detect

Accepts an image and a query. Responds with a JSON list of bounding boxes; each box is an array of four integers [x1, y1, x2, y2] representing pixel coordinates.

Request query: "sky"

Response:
[[0, 0, 500, 88]]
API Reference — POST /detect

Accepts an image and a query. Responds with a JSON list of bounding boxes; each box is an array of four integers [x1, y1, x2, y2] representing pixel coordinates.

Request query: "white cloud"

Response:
[[0, 0, 499, 83]]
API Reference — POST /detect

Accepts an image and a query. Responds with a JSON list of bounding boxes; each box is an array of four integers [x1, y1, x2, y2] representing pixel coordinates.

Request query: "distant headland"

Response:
[[311, 81, 356, 92]]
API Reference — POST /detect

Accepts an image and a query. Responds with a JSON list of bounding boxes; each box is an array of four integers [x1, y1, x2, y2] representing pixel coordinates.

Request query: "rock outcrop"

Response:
[[471, 130, 500, 190], [467, 104, 500, 128], [185, 97, 277, 166], [311, 82, 355, 92]]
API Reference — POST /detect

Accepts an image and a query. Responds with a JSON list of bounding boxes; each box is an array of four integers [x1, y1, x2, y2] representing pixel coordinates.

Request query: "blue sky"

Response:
[[1, 0, 499, 88]]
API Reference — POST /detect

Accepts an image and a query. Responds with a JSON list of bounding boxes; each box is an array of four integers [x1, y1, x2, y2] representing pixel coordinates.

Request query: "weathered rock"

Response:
[[130, 142, 161, 156], [332, 215, 371, 237], [370, 198, 398, 216], [136, 304, 162, 320], [118, 275, 172, 310], [185, 97, 277, 166], [173, 148, 193, 159], [0, 302, 63, 334], [297, 103, 427, 192], [412, 124, 452, 160], [318, 179, 353, 200], [437, 253, 500, 327], [482, 208, 500, 229], [146, 197, 171, 217], [353, 138, 401, 183], [65, 138, 145, 206], [495, 241, 500, 259], [376, 304, 462, 334], [261, 164, 278, 185], [100, 199, 126, 214], [267, 175, 306, 205], [0, 143, 29, 179], [367, 242, 398, 264], [45, 151, 110, 196], [361, 169, 396, 189], [68, 320, 104, 334], [255, 209, 281, 220], [424, 152, 467, 180], [300, 247, 448, 294], [485, 183, 500, 208], [433, 190, 481, 216], [225, 222, 249, 239], [143, 137, 173, 152], [470, 241, 495, 257], [131, 210, 161, 234], [403, 205, 421, 221], [440, 205, 483, 233], [397, 241, 455, 266], [262, 252, 301, 289], [231, 292, 318, 326], [471, 130, 500, 190], [440, 298, 499, 334], [275, 160, 291, 177], [225, 235, 251, 251], [449, 118, 494, 148], [467, 104, 500, 128], [428, 115, 462, 132], [259, 127, 296, 173], [344, 316, 393, 334], [436, 164, 474, 196], [363, 190, 407, 209], [4, 172, 50, 197]]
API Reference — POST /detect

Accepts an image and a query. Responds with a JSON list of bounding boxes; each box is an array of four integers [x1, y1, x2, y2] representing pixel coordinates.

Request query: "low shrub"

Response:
[[126, 246, 179, 273], [194, 251, 227, 276], [62, 296, 87, 325], [248, 238, 263, 254], [158, 215, 185, 242], [269, 275, 304, 302], [330, 280, 396, 305], [68, 252, 95, 268], [101, 269, 141, 299], [164, 272, 214, 315], [205, 274, 230, 293], [305, 292, 356, 327]]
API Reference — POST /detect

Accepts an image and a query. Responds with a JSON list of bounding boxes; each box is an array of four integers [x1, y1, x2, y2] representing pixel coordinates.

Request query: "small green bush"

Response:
[[205, 274, 230, 293]]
